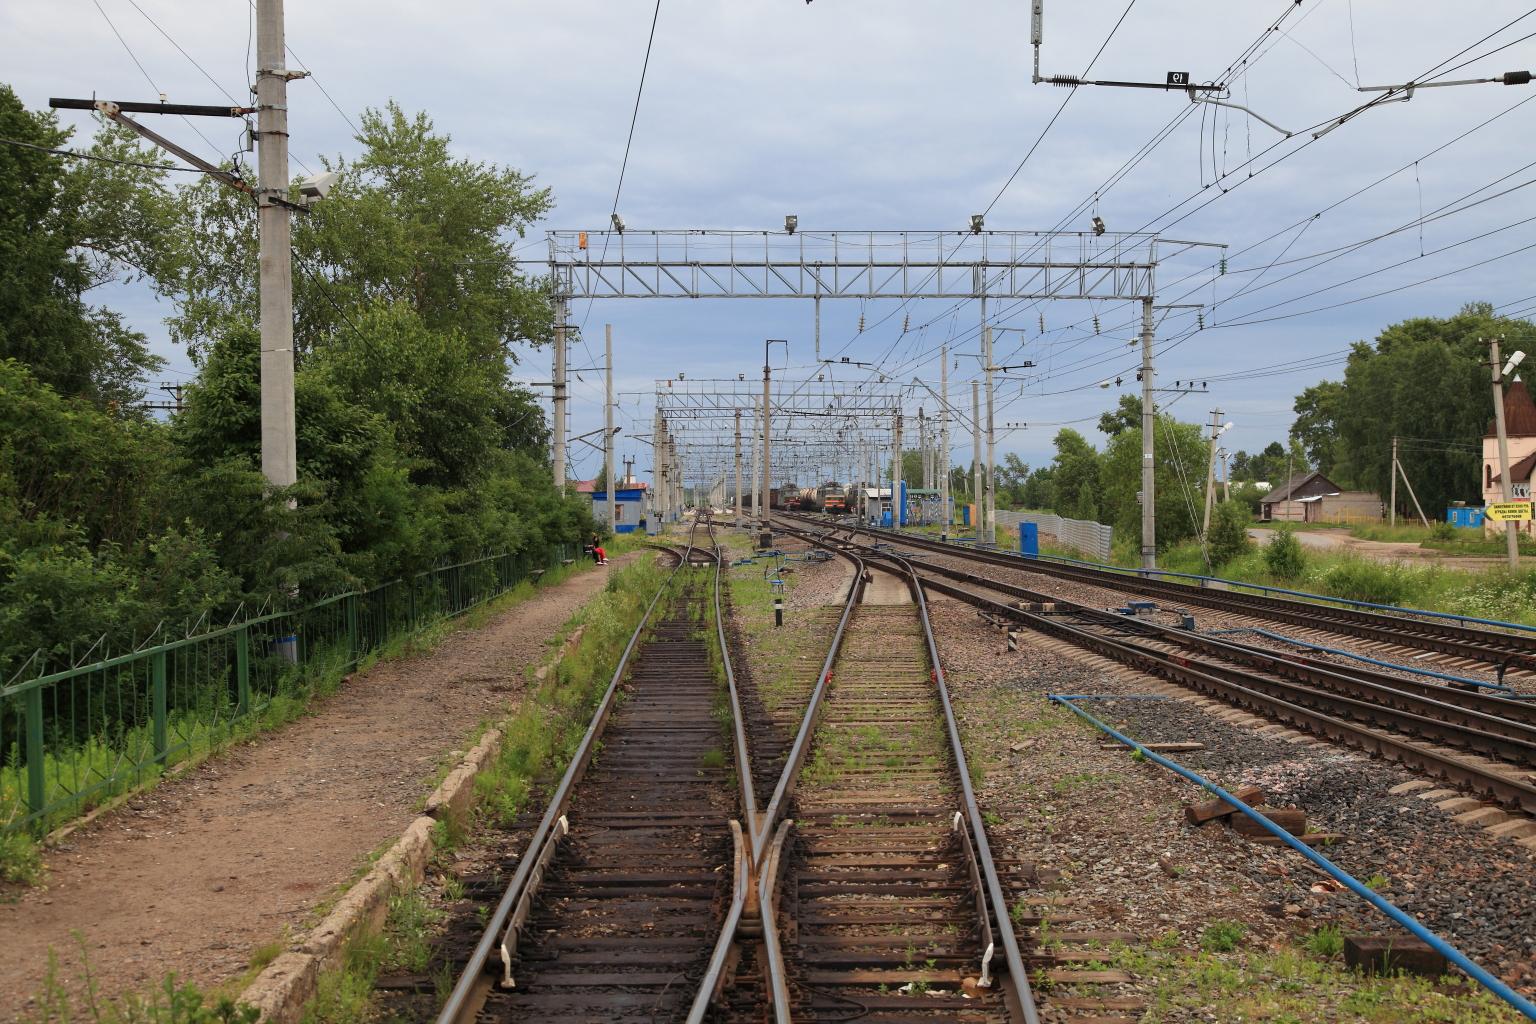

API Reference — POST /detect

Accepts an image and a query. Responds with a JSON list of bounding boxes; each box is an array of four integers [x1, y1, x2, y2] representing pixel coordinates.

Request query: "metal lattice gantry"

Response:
[[548, 229, 1176, 301]]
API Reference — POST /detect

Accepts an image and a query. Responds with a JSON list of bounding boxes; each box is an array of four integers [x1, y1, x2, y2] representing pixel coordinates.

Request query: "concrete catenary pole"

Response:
[[983, 323, 997, 546], [604, 325, 616, 533], [940, 344, 951, 538], [750, 399, 760, 522], [256, 0, 296, 492], [892, 408, 904, 527], [734, 408, 743, 527], [551, 310, 567, 495], [761, 352, 772, 527], [1221, 450, 1231, 502], [1139, 297, 1157, 569], [971, 381, 982, 543], [1489, 336, 1522, 569]]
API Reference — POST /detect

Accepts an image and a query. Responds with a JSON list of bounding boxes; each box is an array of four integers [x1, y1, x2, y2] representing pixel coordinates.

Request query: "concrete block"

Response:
[[1415, 788, 1459, 801], [1343, 935, 1447, 977], [1434, 797, 1484, 815], [240, 951, 319, 1024], [1487, 819, 1536, 840], [1388, 780, 1436, 796], [1451, 806, 1508, 828]]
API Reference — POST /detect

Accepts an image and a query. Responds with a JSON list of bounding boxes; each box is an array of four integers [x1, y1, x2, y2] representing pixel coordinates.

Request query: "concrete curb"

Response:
[[236, 623, 590, 1021]]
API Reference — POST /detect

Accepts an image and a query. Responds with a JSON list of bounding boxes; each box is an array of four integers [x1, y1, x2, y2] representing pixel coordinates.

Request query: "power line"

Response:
[[0, 135, 207, 172]]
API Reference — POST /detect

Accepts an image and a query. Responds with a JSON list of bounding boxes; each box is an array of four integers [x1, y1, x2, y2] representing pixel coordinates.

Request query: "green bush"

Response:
[[1428, 520, 1456, 542], [1199, 920, 1247, 953], [1206, 500, 1252, 568], [1312, 557, 1414, 605], [1263, 527, 1306, 582]]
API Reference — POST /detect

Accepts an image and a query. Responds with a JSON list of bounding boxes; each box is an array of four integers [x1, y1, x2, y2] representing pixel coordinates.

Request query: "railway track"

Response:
[[436, 517, 760, 1023], [799, 520, 1536, 817], [832, 520, 1536, 678]]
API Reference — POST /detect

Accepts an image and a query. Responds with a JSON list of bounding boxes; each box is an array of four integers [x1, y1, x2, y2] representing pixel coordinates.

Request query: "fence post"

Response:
[[236, 626, 251, 716], [152, 649, 168, 765], [25, 686, 45, 822], [347, 592, 359, 665]]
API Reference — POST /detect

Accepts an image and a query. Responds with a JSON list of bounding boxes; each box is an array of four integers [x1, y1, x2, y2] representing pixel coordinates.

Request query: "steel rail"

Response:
[[435, 519, 703, 1024], [846, 522, 1536, 671], [894, 560, 1536, 815], [687, 519, 790, 1023], [889, 549, 1536, 758], [773, 520, 1040, 1023]]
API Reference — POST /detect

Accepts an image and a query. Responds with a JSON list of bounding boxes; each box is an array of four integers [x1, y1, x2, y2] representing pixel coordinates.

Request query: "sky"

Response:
[[7, 0, 1536, 488]]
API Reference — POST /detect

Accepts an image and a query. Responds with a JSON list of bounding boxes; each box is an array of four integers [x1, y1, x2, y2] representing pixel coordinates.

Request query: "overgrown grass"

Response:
[[474, 556, 669, 827], [25, 942, 259, 1024], [1107, 936, 1524, 1022], [300, 889, 448, 1024]]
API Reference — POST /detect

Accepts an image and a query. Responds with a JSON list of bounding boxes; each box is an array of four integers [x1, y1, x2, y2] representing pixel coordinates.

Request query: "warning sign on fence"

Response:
[[1485, 501, 1534, 522]]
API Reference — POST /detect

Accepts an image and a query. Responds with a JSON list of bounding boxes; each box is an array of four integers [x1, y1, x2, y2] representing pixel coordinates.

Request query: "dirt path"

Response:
[[0, 554, 638, 1019], [1247, 527, 1500, 572]]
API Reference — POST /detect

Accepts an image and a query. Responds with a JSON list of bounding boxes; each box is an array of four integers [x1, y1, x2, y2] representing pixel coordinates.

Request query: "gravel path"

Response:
[[0, 556, 638, 1019]]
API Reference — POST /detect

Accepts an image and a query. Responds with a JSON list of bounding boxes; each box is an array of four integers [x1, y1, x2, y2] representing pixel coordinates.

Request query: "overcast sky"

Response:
[[9, 1, 1535, 485]]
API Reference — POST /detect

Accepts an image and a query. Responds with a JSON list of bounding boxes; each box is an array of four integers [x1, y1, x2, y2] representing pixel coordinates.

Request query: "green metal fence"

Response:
[[0, 545, 576, 836]]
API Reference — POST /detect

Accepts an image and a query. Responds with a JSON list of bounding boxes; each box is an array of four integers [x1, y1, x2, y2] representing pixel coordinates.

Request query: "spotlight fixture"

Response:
[[1504, 350, 1527, 377], [1091, 215, 1106, 236], [611, 212, 626, 233], [785, 214, 798, 234], [970, 214, 985, 234]]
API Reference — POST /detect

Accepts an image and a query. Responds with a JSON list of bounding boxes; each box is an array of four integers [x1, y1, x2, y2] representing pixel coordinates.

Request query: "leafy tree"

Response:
[[0, 88, 177, 406], [1291, 380, 1346, 480], [1206, 499, 1252, 568], [1049, 429, 1101, 521], [1097, 394, 1141, 437], [1097, 415, 1209, 548]]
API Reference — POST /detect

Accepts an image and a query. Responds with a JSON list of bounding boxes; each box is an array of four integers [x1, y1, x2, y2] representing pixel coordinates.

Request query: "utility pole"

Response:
[[552, 310, 567, 495], [1489, 336, 1522, 569], [893, 408, 904, 527], [971, 381, 982, 543], [604, 325, 616, 533], [1390, 436, 1399, 528], [919, 408, 930, 490], [1201, 408, 1224, 539], [983, 323, 997, 546], [750, 399, 761, 524], [940, 344, 951, 539], [762, 350, 772, 529], [1221, 450, 1231, 503], [734, 408, 743, 527], [1139, 297, 1157, 569], [256, 0, 295, 493]]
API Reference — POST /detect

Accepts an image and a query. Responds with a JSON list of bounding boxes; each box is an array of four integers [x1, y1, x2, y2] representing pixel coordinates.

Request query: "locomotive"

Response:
[[818, 480, 848, 515]]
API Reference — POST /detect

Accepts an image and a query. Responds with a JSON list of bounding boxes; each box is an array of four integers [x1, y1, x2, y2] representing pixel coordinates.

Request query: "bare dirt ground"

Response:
[[0, 555, 637, 1020], [1247, 526, 1501, 571]]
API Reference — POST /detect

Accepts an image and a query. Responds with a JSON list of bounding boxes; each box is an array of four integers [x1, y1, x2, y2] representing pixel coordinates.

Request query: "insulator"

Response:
[[1049, 75, 1082, 88], [1219, 256, 1228, 275], [1092, 316, 1101, 334], [1197, 312, 1206, 330], [902, 314, 910, 332], [858, 314, 865, 333], [1038, 313, 1046, 334]]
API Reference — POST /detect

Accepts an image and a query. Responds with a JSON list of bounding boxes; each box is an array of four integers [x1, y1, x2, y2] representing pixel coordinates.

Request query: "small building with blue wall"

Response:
[[589, 484, 648, 534]]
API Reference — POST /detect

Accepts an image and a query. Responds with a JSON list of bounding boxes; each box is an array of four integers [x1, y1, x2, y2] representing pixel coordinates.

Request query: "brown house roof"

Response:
[[1488, 379, 1536, 437], [1492, 450, 1536, 486], [1259, 470, 1340, 505]]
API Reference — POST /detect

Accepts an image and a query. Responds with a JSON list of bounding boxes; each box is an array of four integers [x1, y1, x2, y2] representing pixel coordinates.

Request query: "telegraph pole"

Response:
[[552, 310, 568, 495], [1139, 297, 1157, 569], [604, 325, 616, 533], [1201, 408, 1223, 539], [1489, 337, 1522, 569], [971, 381, 982, 543], [734, 408, 744, 527], [1221, 450, 1231, 502], [1390, 435, 1399, 528], [256, 0, 295, 493], [940, 344, 951, 539]]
